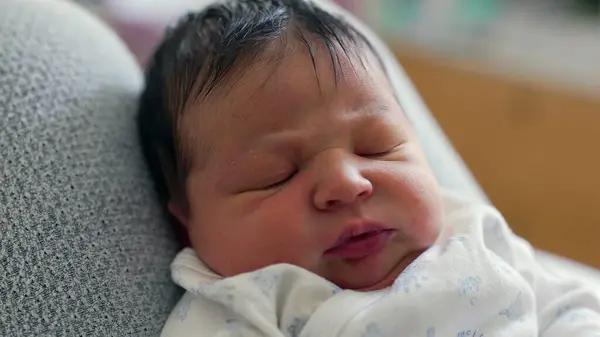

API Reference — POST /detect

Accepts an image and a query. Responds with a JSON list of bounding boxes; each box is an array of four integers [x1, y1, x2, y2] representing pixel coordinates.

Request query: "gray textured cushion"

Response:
[[0, 0, 180, 336]]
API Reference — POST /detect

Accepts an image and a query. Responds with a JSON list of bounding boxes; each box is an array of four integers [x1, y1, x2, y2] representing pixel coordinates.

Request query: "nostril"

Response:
[[325, 199, 339, 209], [358, 189, 371, 198]]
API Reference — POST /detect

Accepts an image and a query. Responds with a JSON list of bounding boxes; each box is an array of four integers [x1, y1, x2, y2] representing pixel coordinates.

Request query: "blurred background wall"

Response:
[[77, 0, 600, 268]]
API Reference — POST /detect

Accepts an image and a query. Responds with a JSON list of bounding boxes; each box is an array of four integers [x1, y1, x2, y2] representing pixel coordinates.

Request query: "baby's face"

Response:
[[177, 41, 443, 290]]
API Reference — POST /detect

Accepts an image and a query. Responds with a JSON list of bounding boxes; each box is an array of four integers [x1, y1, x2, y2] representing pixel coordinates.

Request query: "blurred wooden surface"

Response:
[[394, 46, 600, 269]]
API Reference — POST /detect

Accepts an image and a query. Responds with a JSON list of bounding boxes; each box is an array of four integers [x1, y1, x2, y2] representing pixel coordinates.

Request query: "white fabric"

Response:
[[161, 192, 600, 337]]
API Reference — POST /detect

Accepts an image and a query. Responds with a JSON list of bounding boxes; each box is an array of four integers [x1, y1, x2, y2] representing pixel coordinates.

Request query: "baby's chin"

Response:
[[337, 249, 427, 292]]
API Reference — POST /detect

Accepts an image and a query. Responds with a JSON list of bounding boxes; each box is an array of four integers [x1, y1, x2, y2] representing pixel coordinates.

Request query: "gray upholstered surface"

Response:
[[0, 0, 180, 336]]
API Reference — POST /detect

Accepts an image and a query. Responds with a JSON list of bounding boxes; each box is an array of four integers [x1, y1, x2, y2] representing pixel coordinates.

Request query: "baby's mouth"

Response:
[[324, 226, 396, 260]]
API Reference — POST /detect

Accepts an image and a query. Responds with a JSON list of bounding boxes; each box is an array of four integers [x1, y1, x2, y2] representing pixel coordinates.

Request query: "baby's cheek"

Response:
[[260, 199, 317, 248], [191, 223, 294, 277], [213, 200, 315, 272], [255, 192, 324, 268], [400, 169, 443, 245]]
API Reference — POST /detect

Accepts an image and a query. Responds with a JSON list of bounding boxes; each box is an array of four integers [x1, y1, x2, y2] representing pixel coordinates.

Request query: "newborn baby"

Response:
[[136, 0, 600, 336]]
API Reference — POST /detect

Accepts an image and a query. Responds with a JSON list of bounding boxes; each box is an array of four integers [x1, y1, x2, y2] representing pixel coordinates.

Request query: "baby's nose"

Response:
[[312, 151, 373, 211]]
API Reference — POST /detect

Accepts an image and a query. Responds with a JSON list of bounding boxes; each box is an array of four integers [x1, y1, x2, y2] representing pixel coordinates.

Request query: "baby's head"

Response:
[[138, 0, 443, 290]]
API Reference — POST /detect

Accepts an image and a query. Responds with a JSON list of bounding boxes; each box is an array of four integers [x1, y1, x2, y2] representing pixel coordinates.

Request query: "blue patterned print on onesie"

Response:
[[286, 317, 307, 337], [499, 292, 525, 322], [224, 318, 244, 337], [556, 305, 572, 319], [361, 323, 384, 337], [252, 269, 281, 298], [176, 295, 193, 321], [194, 283, 237, 307], [557, 306, 595, 324], [441, 236, 467, 254], [457, 329, 484, 337], [392, 260, 428, 293], [458, 276, 482, 306]]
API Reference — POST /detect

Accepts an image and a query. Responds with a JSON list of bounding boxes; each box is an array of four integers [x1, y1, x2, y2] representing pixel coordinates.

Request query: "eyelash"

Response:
[[360, 144, 400, 158], [263, 171, 297, 190], [255, 143, 401, 191], [364, 150, 393, 157]]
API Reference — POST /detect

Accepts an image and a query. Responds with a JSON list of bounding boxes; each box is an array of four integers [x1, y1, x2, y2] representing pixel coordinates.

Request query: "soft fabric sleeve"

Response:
[[478, 205, 600, 335]]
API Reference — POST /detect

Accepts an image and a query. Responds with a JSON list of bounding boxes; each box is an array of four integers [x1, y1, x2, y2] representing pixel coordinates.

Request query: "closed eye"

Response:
[[261, 171, 297, 190], [363, 149, 394, 157], [359, 143, 402, 158]]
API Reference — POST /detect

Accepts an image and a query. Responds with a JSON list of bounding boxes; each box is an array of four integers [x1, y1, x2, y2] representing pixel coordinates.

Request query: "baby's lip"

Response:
[[326, 221, 394, 251]]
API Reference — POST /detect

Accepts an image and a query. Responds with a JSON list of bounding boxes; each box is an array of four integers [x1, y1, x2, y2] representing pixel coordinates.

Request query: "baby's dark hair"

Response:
[[137, 0, 378, 212]]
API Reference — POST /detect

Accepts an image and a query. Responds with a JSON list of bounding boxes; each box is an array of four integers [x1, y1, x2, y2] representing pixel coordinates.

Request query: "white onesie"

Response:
[[161, 192, 600, 336]]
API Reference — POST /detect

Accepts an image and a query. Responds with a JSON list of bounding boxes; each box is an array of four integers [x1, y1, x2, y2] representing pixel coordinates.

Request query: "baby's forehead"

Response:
[[180, 37, 394, 169], [190, 30, 381, 97], [214, 37, 389, 111]]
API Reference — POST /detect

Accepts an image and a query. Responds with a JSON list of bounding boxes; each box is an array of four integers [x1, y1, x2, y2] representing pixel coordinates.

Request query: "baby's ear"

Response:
[[168, 201, 189, 228]]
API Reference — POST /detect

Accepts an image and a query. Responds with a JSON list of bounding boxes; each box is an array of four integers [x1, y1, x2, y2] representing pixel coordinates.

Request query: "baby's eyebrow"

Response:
[[256, 132, 313, 158], [359, 101, 407, 123], [366, 103, 393, 114]]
